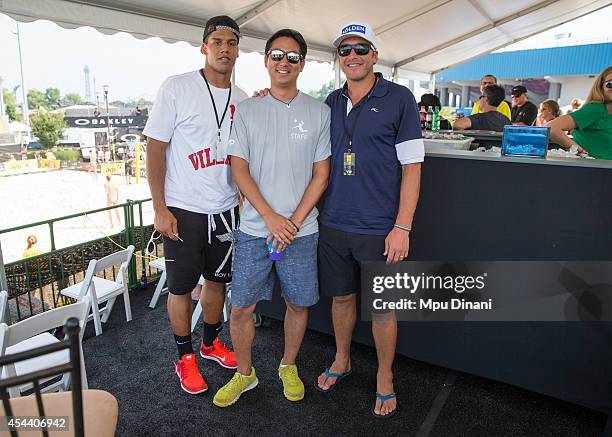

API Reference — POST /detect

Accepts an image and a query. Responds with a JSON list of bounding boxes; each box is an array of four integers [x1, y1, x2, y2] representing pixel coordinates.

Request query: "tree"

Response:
[[44, 87, 61, 109], [27, 88, 46, 110], [2, 89, 20, 122], [30, 110, 66, 149], [63, 93, 84, 106], [308, 80, 335, 101]]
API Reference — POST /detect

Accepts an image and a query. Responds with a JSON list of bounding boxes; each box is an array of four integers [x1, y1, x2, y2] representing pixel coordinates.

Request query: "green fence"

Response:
[[0, 199, 163, 322]]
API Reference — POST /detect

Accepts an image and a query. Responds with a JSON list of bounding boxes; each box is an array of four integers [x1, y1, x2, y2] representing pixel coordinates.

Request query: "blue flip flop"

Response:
[[372, 392, 397, 419], [314, 367, 353, 393]]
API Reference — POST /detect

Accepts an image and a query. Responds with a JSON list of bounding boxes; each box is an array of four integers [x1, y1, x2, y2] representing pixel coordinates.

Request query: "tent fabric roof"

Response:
[[8, 121, 31, 132], [1, 0, 609, 79]]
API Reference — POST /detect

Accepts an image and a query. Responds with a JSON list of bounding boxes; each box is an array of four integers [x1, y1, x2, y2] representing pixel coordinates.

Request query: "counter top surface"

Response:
[[425, 148, 612, 169]]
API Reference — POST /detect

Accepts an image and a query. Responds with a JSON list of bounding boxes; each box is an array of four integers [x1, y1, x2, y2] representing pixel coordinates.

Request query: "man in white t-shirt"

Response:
[[144, 15, 248, 396]]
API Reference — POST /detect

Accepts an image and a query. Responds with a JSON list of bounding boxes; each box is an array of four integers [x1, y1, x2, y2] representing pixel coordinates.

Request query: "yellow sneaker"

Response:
[[213, 368, 258, 408], [278, 363, 304, 401]]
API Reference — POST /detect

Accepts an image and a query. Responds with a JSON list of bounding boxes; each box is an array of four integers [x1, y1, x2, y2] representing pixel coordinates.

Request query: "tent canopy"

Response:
[[8, 121, 31, 132], [1, 0, 609, 80]]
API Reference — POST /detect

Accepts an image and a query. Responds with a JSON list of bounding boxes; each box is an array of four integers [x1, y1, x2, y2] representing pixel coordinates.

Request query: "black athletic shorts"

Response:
[[163, 205, 239, 294], [318, 224, 387, 297]]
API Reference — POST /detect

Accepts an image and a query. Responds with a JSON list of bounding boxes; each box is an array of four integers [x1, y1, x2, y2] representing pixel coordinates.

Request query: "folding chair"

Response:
[[148, 257, 167, 309], [0, 316, 118, 437], [0, 297, 91, 398], [60, 246, 134, 336]]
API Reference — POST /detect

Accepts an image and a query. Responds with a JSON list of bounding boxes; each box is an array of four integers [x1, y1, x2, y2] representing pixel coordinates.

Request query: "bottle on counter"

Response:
[[432, 107, 440, 132], [425, 106, 433, 130], [419, 106, 427, 130]]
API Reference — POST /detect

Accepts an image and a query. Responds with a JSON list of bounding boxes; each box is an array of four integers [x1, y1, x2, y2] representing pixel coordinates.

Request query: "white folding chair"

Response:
[[148, 257, 167, 309], [60, 246, 134, 336], [0, 290, 8, 325], [0, 296, 91, 398], [191, 282, 231, 333]]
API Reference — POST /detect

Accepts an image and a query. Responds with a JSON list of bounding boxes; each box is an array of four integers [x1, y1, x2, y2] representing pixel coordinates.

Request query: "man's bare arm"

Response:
[[453, 116, 472, 130], [230, 156, 297, 245], [291, 159, 330, 228], [385, 163, 421, 264], [146, 137, 179, 240]]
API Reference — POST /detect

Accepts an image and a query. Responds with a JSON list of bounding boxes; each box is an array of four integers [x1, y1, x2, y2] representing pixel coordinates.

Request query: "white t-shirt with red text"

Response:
[[144, 70, 248, 214]]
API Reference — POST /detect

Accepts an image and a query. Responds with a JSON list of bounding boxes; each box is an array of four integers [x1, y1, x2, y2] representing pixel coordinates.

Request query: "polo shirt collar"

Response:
[[340, 72, 389, 100]]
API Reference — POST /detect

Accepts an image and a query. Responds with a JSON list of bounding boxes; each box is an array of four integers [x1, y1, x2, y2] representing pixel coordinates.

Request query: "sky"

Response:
[[0, 5, 610, 104]]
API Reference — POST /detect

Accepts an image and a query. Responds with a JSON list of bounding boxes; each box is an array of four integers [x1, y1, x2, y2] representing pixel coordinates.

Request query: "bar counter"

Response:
[[256, 146, 612, 414]]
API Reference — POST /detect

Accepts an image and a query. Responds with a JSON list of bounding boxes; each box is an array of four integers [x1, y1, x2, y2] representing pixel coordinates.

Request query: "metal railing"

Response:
[[0, 199, 163, 322]]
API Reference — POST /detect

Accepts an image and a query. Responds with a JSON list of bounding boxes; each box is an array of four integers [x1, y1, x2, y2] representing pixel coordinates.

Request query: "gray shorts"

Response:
[[231, 229, 319, 308]]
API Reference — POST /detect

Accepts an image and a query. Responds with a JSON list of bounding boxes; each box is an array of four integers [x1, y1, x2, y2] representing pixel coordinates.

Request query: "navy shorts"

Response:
[[318, 224, 387, 297], [163, 206, 239, 295], [231, 229, 319, 308]]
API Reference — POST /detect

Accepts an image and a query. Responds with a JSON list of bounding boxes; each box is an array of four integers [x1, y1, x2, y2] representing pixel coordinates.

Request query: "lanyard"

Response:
[[200, 69, 232, 144], [341, 77, 378, 153]]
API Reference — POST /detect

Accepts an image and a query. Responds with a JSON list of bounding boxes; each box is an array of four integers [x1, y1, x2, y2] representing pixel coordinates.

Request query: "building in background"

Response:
[[433, 42, 612, 110]]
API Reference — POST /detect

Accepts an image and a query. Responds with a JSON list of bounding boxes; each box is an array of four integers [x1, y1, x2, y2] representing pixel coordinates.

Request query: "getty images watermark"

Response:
[[372, 272, 490, 312], [361, 261, 612, 321]]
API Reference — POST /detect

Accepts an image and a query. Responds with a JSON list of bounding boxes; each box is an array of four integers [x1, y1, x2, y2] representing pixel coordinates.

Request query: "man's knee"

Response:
[[230, 305, 256, 323], [333, 294, 357, 306], [285, 301, 307, 314]]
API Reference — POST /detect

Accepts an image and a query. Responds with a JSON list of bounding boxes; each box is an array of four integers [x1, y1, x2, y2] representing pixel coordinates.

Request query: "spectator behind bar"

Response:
[[510, 85, 538, 126], [549, 65, 612, 159], [471, 74, 511, 119], [536, 99, 561, 127], [418, 93, 451, 129], [453, 84, 511, 132], [566, 98, 582, 115]]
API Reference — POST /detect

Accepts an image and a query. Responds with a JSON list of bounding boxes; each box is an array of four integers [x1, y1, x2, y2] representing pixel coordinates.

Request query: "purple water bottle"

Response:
[[268, 240, 283, 261]]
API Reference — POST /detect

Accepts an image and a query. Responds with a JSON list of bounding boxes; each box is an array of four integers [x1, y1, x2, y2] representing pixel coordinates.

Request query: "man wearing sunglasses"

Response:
[[213, 29, 331, 408], [144, 16, 247, 396], [315, 23, 424, 419]]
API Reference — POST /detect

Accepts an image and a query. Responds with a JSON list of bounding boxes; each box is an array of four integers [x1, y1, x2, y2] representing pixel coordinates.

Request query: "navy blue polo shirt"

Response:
[[320, 73, 424, 235]]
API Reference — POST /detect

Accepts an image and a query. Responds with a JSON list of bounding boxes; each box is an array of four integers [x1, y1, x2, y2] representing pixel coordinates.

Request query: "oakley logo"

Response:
[[370, 108, 380, 112], [342, 25, 366, 35]]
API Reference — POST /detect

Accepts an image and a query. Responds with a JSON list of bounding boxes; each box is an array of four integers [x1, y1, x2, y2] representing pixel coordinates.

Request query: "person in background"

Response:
[[124, 156, 134, 184], [566, 98, 582, 115], [22, 235, 42, 259], [510, 85, 538, 126], [471, 75, 511, 119], [104, 174, 121, 227], [549, 66, 612, 159], [536, 99, 561, 127], [453, 84, 510, 132]]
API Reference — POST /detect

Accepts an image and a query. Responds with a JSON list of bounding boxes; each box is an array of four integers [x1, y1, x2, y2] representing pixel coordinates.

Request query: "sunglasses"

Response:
[[338, 43, 372, 57], [605, 80, 612, 89], [145, 230, 183, 262], [268, 49, 303, 64]]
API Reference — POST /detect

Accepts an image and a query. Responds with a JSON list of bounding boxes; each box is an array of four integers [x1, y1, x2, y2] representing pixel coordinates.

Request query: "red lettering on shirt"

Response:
[[187, 147, 230, 170]]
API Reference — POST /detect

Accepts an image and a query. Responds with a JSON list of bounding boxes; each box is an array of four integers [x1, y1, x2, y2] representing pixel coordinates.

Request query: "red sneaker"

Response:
[[175, 353, 208, 394], [200, 337, 237, 369]]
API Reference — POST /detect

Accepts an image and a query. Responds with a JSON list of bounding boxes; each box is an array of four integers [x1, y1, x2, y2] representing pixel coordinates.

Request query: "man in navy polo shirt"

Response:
[[316, 22, 424, 419]]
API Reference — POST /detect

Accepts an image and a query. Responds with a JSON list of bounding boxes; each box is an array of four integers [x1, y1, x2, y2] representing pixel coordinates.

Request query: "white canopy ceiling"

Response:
[[1, 0, 609, 80]]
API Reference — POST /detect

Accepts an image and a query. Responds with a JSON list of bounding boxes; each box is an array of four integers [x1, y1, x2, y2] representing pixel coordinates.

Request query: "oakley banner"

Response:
[[361, 261, 612, 321]]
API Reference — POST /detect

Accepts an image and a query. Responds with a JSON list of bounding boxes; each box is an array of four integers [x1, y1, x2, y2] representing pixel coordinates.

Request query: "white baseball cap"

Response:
[[332, 22, 377, 49]]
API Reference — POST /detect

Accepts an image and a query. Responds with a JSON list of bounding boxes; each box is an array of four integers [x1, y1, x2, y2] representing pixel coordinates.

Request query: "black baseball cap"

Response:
[[511, 85, 527, 97], [203, 15, 240, 43]]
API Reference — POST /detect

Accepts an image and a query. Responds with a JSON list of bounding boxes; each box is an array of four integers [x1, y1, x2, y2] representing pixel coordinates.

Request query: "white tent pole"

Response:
[[333, 54, 341, 90]]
